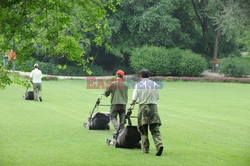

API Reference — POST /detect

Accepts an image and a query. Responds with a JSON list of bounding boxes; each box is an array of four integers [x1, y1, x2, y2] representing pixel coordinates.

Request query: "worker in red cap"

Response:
[[104, 69, 128, 134]]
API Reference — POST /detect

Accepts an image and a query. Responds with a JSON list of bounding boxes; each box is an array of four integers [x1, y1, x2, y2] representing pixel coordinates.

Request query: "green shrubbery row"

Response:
[[14, 47, 249, 77], [218, 57, 250, 77], [23, 61, 111, 76], [218, 56, 249, 77], [130, 46, 207, 76], [21, 46, 209, 77]]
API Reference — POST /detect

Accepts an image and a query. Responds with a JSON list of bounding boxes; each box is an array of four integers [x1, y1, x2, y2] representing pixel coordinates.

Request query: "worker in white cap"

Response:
[[30, 63, 43, 102]]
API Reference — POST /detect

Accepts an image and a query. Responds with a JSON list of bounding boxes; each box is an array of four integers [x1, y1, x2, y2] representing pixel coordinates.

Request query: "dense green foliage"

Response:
[[1, 80, 250, 165], [218, 57, 247, 77], [0, 63, 11, 89], [107, 0, 180, 57], [0, 0, 249, 86], [0, 0, 121, 67], [179, 52, 207, 77], [130, 46, 207, 76], [0, 0, 121, 88], [107, 0, 249, 58], [23, 60, 111, 76], [0, 63, 30, 89], [238, 56, 250, 75], [85, 0, 249, 75]]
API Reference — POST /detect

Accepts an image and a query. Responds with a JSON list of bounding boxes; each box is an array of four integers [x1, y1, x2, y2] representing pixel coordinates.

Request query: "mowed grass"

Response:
[[0, 80, 250, 166]]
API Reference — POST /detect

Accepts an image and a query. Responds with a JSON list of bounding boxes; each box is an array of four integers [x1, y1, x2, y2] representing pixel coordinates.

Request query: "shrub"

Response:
[[113, 64, 133, 75], [130, 46, 169, 76], [90, 65, 112, 76], [130, 46, 207, 76], [42, 76, 58, 81], [238, 56, 250, 75], [179, 50, 207, 77], [157, 76, 250, 84], [218, 57, 247, 77], [23, 60, 111, 76], [164, 48, 183, 76]]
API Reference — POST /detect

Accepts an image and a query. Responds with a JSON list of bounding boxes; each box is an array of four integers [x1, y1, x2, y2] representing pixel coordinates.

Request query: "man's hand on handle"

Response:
[[130, 100, 136, 106], [127, 100, 136, 116]]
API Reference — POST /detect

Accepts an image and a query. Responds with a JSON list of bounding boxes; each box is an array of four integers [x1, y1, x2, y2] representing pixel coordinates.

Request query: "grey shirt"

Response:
[[132, 78, 159, 105]]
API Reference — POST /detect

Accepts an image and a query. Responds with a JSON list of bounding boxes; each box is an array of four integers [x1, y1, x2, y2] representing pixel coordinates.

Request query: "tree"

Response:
[[0, 0, 121, 89], [106, 0, 180, 58], [209, 0, 248, 71], [189, 0, 249, 72], [0, 0, 121, 67]]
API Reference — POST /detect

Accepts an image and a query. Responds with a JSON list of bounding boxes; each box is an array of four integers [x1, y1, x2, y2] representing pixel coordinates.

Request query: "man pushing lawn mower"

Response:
[[30, 63, 43, 102], [83, 70, 127, 131], [104, 70, 128, 134], [130, 69, 164, 156]]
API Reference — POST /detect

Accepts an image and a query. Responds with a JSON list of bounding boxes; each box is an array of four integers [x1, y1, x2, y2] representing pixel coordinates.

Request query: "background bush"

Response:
[[180, 51, 207, 76], [218, 57, 247, 77], [131, 46, 171, 76], [22, 60, 111, 76], [130, 46, 207, 76], [238, 56, 250, 75]]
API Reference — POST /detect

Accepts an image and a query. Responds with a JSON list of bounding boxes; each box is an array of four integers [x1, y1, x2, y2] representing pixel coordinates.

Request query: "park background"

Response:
[[0, 0, 250, 79], [0, 0, 250, 165]]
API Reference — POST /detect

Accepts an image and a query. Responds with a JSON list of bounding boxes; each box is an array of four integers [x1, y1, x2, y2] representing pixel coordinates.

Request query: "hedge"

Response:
[[130, 46, 207, 76], [218, 57, 248, 77], [22, 60, 111, 76]]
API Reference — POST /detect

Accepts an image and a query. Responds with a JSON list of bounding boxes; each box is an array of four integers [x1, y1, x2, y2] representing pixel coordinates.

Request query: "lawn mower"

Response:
[[23, 84, 34, 100], [83, 94, 110, 130], [106, 104, 141, 149]]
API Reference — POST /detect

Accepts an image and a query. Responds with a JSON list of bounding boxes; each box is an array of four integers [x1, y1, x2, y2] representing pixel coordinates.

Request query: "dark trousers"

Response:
[[110, 104, 126, 131]]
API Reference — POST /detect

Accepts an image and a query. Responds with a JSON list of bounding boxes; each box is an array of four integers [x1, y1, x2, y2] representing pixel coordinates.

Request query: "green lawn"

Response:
[[0, 80, 250, 166]]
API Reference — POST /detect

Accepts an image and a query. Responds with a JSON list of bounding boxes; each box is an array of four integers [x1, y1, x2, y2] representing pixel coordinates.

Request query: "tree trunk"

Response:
[[190, 0, 208, 35], [212, 28, 221, 72]]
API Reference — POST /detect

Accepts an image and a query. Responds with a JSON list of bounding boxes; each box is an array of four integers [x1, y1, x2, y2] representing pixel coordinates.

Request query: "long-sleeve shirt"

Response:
[[132, 78, 159, 105], [104, 78, 128, 105]]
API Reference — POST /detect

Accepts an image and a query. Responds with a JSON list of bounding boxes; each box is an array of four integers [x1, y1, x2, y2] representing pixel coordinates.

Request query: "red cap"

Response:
[[116, 70, 124, 77]]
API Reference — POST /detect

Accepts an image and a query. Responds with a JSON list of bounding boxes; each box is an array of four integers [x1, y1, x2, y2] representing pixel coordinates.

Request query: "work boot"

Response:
[[39, 97, 42, 102], [156, 146, 164, 156], [106, 139, 111, 146], [142, 145, 149, 154], [112, 131, 118, 139], [106, 139, 114, 147]]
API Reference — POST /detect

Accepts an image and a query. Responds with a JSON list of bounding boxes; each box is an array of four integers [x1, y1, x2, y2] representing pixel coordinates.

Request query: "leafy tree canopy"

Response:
[[0, 0, 121, 89], [0, 0, 121, 73]]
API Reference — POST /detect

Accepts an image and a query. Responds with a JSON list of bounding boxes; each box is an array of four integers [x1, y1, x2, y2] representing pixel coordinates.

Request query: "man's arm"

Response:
[[29, 71, 33, 82], [104, 83, 114, 97], [156, 88, 159, 100], [130, 84, 138, 105], [39, 71, 43, 80]]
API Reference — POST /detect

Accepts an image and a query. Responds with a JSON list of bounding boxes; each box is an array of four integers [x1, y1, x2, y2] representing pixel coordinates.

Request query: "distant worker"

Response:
[[104, 70, 128, 133], [30, 63, 43, 102], [130, 69, 164, 156], [3, 54, 8, 67], [8, 49, 16, 71]]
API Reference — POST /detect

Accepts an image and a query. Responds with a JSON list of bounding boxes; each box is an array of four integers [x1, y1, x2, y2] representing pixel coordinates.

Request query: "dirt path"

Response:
[[15, 70, 225, 80], [201, 70, 224, 77], [16, 71, 117, 80]]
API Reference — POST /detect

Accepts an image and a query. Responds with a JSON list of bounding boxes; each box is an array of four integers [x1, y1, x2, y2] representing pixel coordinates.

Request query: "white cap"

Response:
[[34, 63, 39, 67]]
